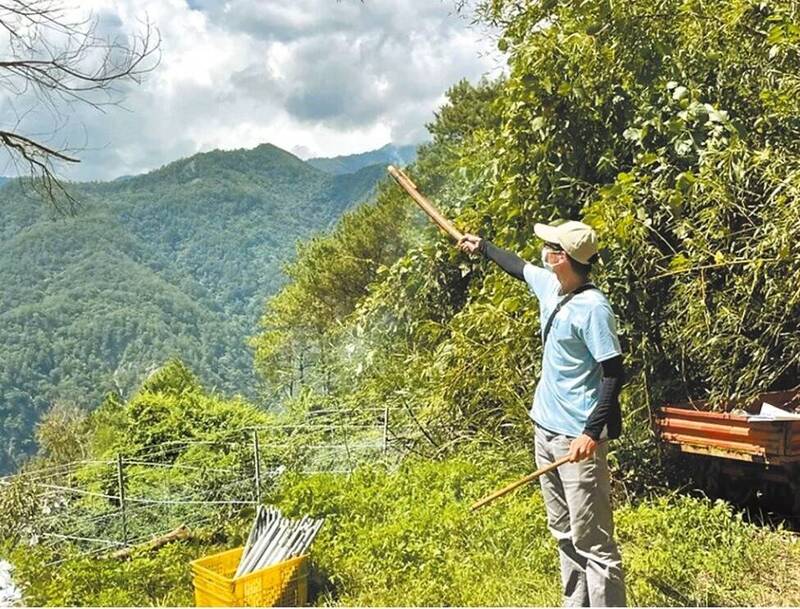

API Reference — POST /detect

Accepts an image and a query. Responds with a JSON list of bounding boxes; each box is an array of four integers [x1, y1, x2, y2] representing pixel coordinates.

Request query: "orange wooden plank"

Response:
[[660, 432, 767, 455], [657, 428, 783, 454], [658, 406, 748, 421], [661, 390, 800, 417], [657, 417, 782, 438]]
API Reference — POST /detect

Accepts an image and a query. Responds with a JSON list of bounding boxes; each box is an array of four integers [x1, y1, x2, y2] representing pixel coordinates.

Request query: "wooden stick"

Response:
[[387, 165, 463, 242], [109, 524, 191, 559], [470, 455, 571, 511]]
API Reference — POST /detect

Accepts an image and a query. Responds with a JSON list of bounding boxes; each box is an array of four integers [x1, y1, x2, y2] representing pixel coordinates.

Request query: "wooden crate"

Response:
[[656, 390, 800, 464]]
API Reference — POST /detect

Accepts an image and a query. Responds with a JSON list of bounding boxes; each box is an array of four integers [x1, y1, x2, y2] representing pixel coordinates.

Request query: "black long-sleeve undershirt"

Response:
[[583, 355, 625, 440], [477, 238, 526, 281], [476, 237, 624, 440]]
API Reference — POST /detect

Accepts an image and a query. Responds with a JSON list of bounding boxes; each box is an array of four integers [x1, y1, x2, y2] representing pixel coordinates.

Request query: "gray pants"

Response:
[[534, 424, 626, 607]]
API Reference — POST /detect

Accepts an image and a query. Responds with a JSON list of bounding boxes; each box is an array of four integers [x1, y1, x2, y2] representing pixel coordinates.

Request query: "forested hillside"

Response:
[[0, 144, 386, 473]]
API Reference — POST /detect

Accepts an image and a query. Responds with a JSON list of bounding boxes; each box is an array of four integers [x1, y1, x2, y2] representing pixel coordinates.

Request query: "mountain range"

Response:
[[0, 142, 414, 473], [306, 143, 417, 175]]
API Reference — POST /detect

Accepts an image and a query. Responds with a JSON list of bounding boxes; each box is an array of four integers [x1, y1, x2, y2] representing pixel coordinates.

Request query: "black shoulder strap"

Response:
[[542, 283, 596, 346]]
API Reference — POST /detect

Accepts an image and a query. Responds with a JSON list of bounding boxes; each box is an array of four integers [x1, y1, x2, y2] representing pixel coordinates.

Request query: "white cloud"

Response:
[[0, 0, 502, 180]]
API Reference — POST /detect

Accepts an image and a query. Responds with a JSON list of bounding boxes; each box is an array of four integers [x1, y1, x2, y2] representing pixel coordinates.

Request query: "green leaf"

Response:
[[669, 253, 691, 271], [531, 116, 546, 131], [676, 171, 695, 192], [623, 127, 642, 143], [672, 86, 689, 101]]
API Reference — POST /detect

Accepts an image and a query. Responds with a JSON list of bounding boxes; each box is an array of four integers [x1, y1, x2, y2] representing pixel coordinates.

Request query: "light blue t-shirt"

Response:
[[522, 263, 622, 438]]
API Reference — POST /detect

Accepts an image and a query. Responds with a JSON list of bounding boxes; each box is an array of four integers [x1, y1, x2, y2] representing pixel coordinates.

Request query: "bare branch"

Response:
[[0, 0, 161, 210], [0, 129, 79, 213], [0, 129, 79, 162]]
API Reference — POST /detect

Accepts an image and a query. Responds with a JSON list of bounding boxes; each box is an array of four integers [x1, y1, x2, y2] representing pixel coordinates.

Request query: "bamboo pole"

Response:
[[387, 165, 463, 242], [470, 455, 571, 511]]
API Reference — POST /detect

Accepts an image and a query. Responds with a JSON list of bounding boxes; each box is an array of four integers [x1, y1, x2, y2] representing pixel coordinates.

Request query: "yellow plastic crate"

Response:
[[190, 546, 309, 607]]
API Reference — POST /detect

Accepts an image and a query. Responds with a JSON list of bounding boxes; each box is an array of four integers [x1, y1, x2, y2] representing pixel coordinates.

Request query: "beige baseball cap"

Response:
[[534, 220, 598, 265]]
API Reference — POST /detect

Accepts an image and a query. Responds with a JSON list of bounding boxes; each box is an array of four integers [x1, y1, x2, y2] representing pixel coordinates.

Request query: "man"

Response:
[[458, 220, 626, 607]]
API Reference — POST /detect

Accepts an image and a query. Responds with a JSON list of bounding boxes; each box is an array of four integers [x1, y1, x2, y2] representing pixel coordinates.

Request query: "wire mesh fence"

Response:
[[1, 410, 415, 565]]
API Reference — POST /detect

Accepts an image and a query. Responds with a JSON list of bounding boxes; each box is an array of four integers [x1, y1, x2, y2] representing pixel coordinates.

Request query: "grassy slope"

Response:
[[270, 449, 800, 607], [8, 448, 799, 607]]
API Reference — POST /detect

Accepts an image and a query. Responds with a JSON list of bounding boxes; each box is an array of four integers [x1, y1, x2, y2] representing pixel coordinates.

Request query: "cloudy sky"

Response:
[[1, 0, 502, 181]]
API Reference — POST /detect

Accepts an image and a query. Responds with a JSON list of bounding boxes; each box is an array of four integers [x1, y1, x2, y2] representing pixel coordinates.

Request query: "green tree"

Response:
[[35, 402, 90, 464]]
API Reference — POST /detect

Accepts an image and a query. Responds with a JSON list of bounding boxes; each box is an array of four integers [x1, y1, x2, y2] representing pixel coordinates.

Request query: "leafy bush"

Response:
[[4, 536, 224, 606]]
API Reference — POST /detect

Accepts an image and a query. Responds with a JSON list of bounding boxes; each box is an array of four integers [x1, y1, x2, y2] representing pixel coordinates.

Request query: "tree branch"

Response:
[[0, 1, 161, 210]]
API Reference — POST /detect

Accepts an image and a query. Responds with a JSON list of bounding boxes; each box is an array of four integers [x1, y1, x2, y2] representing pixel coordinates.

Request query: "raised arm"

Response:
[[458, 234, 527, 282]]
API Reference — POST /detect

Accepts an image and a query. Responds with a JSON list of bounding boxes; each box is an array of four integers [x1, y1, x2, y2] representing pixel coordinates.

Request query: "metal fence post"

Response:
[[116, 453, 128, 546], [339, 413, 353, 475], [382, 405, 389, 455], [253, 430, 262, 506]]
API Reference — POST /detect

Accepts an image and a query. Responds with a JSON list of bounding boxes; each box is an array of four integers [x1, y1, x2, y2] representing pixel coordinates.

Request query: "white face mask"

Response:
[[541, 246, 558, 272]]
